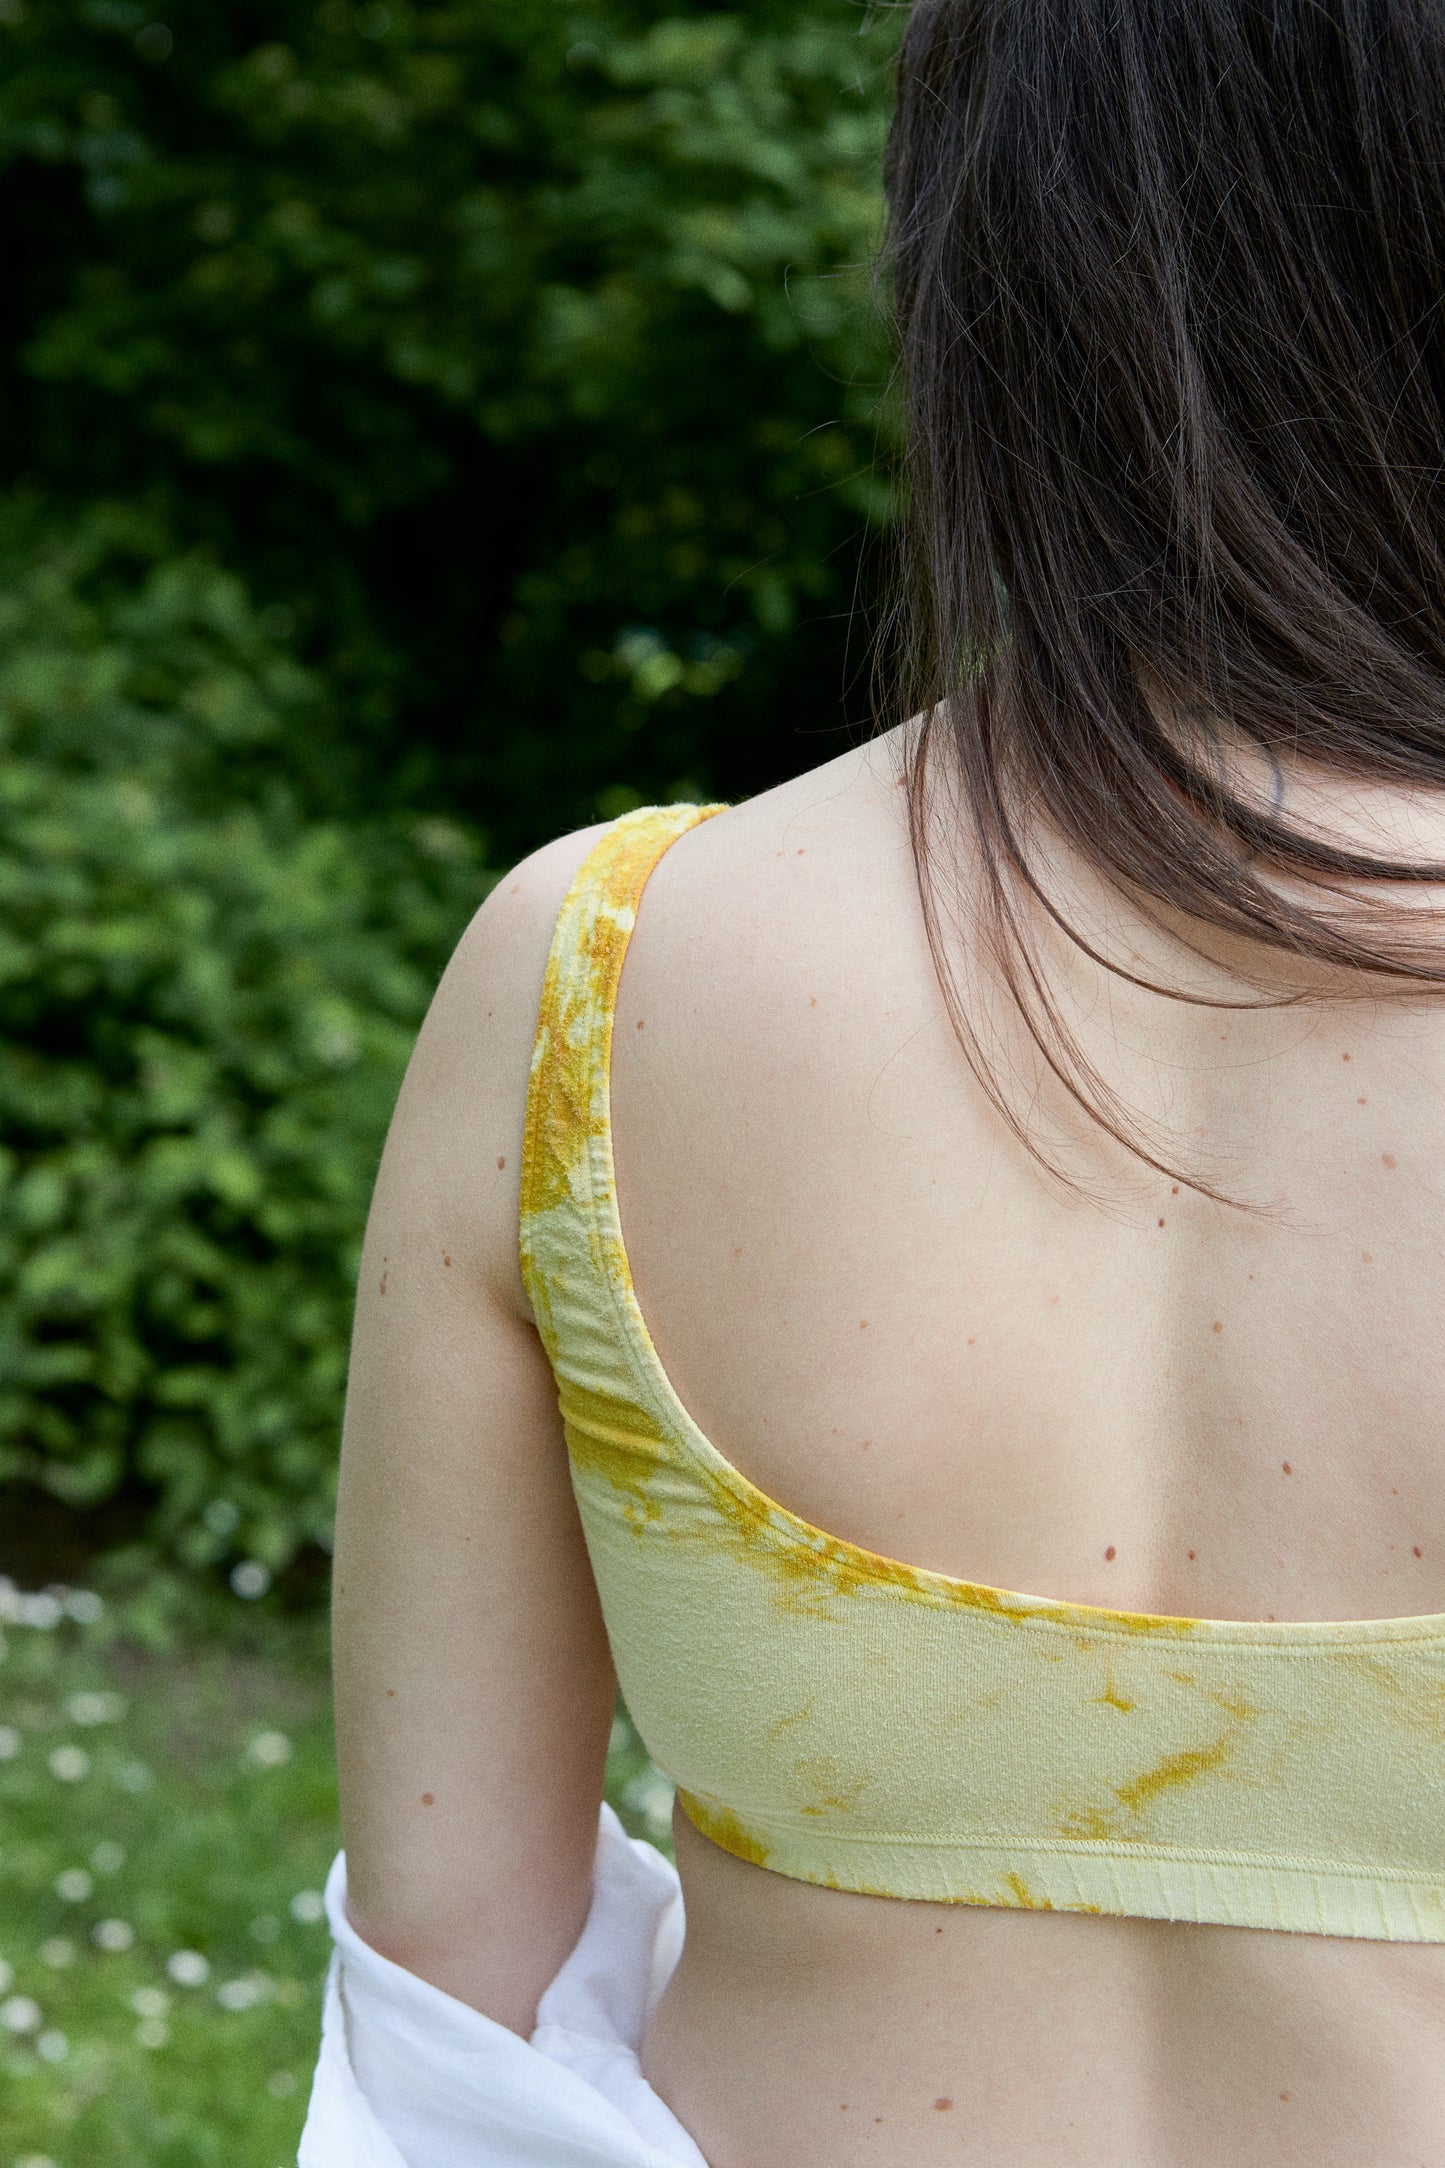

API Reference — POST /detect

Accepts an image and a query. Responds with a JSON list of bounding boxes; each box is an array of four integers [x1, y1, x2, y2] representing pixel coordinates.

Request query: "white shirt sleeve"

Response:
[[296, 1803, 708, 2168]]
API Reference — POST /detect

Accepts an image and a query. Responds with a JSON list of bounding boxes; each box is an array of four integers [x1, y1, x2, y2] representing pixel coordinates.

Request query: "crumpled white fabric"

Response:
[[297, 1803, 710, 2168]]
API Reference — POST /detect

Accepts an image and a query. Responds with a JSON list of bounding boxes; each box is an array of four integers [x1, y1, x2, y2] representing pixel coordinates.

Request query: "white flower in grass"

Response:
[[130, 1987, 170, 2019], [116, 1759, 153, 1792], [48, 1745, 90, 1783], [64, 1588, 104, 1623], [38, 1938, 75, 1969], [17, 2156, 60, 2168], [65, 1690, 126, 1726], [18, 1593, 63, 1629], [165, 1949, 210, 1987], [289, 1889, 324, 1925], [91, 1840, 126, 1874], [55, 1868, 93, 1903], [247, 1730, 292, 1768], [621, 1767, 675, 1836], [93, 1919, 134, 1953], [35, 2028, 67, 2063], [135, 2015, 169, 2049], [249, 1914, 281, 1944], [0, 1724, 21, 1760], [231, 1560, 271, 1599], [0, 1994, 42, 2034], [217, 1970, 274, 2011], [267, 2070, 300, 2098]]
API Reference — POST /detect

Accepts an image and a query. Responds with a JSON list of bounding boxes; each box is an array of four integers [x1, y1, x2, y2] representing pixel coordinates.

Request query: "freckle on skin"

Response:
[[636, 1019, 644, 1030], [1415, 1546, 1423, 1558], [497, 1155, 506, 1170], [1362, 1251, 1372, 1263], [797, 847, 806, 856], [1358, 1096, 1366, 1105], [1279, 2092, 1291, 2102], [1342, 1052, 1350, 1061], [379, 1272, 387, 1296], [810, 996, 818, 1007], [510, 883, 519, 895], [421, 1794, 434, 1806], [1383, 1152, 1397, 1168], [1105, 1545, 1116, 1561], [1188, 1549, 1196, 1560], [1212, 1320, 1223, 1333], [1283, 1462, 1292, 1475], [860, 1320, 868, 1330], [386, 1689, 395, 1697], [443, 1255, 452, 1267], [934, 2098, 954, 2112], [1171, 1184, 1180, 1194], [1158, 1218, 1166, 1227]]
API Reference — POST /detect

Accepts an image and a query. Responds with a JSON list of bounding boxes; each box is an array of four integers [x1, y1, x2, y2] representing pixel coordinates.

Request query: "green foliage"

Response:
[[0, 3, 902, 1580], [0, 1599, 337, 2166], [0, 506, 490, 1576], [0, 1, 899, 850]]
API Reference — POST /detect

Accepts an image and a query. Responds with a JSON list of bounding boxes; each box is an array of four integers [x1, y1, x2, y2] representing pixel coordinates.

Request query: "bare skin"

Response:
[[334, 718, 1445, 2167]]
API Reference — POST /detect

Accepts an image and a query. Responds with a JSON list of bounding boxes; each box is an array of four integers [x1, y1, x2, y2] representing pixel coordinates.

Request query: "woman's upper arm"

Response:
[[331, 820, 615, 2036]]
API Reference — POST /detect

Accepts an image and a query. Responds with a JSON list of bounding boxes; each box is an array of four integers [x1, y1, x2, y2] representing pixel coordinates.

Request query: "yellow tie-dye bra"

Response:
[[519, 802, 1445, 1941]]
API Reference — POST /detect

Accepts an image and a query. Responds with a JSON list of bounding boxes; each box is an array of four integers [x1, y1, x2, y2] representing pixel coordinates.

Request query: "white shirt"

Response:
[[298, 1804, 709, 2168]]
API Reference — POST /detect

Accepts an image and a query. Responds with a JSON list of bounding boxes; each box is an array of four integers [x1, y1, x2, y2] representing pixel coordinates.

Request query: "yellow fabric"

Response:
[[519, 803, 1445, 1940]]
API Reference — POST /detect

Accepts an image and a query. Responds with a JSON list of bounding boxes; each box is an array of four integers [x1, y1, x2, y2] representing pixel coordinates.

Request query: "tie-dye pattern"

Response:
[[518, 805, 1445, 1940]]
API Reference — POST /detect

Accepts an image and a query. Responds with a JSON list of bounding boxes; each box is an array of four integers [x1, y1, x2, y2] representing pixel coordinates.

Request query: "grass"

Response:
[[0, 1578, 672, 2168]]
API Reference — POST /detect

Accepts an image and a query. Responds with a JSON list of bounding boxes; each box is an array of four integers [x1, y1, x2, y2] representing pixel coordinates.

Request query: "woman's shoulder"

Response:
[[383, 816, 616, 1325], [416, 727, 918, 1325]]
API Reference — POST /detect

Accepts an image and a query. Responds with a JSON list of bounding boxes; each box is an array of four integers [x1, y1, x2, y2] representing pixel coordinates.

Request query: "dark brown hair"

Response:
[[880, 0, 1445, 1199]]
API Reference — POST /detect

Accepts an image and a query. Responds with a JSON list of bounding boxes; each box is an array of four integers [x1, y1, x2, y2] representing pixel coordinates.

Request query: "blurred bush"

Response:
[[0, 502, 490, 1581], [0, 1, 898, 854], [0, 0, 899, 1591]]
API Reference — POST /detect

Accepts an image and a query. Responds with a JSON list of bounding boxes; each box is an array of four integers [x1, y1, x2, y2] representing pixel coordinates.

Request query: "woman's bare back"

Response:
[[598, 727, 1445, 2165]]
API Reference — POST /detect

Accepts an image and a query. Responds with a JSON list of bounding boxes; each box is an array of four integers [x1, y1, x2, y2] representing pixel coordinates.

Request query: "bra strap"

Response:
[[519, 803, 728, 1337]]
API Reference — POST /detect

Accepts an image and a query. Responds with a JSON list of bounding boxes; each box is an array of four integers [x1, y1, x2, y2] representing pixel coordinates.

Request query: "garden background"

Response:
[[0, 3, 898, 2160]]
